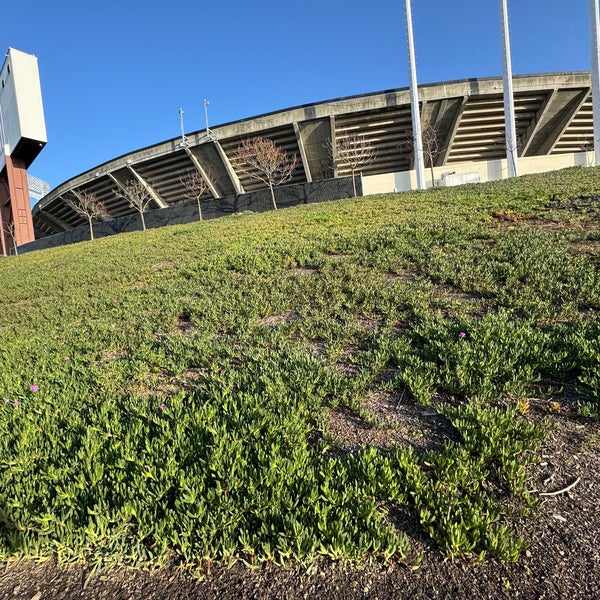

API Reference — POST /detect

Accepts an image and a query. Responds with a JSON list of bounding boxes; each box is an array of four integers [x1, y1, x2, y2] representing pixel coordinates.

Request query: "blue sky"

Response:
[[0, 0, 592, 192]]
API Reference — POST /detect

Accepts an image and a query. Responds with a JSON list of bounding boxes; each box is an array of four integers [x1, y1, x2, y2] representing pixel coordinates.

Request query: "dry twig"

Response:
[[540, 477, 581, 497]]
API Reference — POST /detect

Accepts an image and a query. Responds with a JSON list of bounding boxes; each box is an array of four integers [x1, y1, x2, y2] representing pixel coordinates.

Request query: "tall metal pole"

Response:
[[499, 0, 519, 178], [591, 0, 600, 166], [405, 0, 426, 190], [179, 107, 187, 146], [204, 99, 212, 139]]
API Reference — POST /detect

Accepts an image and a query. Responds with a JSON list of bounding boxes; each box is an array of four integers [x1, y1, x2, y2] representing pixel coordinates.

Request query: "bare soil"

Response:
[[1, 401, 597, 600]]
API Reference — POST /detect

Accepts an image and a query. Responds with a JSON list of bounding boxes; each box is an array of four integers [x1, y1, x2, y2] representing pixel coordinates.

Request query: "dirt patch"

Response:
[[384, 270, 419, 283], [131, 368, 206, 400], [432, 284, 486, 304], [174, 315, 195, 336], [356, 315, 383, 331], [308, 339, 328, 358], [128, 369, 179, 399], [327, 390, 458, 454], [289, 267, 317, 276], [258, 309, 299, 328], [151, 261, 177, 270], [101, 349, 126, 362]]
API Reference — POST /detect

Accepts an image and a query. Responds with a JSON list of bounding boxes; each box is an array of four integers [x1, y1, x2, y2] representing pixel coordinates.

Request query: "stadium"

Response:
[[29, 70, 596, 239]]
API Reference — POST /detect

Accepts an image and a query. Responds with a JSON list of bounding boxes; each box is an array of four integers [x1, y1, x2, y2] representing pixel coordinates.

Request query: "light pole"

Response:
[[204, 99, 214, 140], [405, 0, 426, 190], [591, 0, 600, 166], [499, 0, 519, 178], [179, 107, 187, 146]]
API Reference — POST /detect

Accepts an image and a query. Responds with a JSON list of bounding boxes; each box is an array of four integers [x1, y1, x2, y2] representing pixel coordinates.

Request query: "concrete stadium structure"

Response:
[[32, 72, 597, 238]]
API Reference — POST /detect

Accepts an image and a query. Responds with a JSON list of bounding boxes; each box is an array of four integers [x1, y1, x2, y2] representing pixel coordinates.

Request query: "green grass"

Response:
[[0, 166, 599, 569]]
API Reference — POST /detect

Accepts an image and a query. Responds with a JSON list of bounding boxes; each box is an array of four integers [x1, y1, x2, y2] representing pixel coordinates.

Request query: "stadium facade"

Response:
[[32, 71, 596, 239]]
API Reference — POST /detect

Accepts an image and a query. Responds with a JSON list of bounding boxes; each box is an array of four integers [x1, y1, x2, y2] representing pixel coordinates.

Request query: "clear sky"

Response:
[[0, 0, 592, 192]]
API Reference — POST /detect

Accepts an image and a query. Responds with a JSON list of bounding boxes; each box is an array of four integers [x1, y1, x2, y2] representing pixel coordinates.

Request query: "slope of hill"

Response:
[[0, 167, 598, 598]]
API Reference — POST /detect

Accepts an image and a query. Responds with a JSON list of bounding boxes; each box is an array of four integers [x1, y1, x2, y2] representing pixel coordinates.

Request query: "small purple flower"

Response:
[[13, 401, 20, 407], [30, 385, 39, 392], [112, 298, 118, 304], [158, 402, 166, 410], [3, 397, 10, 403], [459, 332, 466, 338], [64, 356, 70, 361]]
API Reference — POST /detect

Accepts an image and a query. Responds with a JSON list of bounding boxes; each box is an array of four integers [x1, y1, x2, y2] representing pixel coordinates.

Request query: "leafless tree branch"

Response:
[[180, 171, 210, 221], [328, 133, 376, 196], [236, 137, 298, 210], [115, 180, 153, 231], [65, 189, 108, 241]]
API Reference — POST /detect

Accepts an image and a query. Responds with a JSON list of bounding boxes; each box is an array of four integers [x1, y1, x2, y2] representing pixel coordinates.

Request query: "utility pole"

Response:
[[499, 0, 519, 177], [404, 0, 425, 190], [591, 0, 600, 166]]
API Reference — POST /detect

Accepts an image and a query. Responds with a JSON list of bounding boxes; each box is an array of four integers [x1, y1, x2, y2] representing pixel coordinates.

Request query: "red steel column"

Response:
[[1, 155, 35, 254], [0, 173, 10, 255]]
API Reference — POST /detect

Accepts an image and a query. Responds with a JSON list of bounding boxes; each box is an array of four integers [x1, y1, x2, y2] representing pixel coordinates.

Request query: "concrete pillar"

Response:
[[1, 154, 35, 254]]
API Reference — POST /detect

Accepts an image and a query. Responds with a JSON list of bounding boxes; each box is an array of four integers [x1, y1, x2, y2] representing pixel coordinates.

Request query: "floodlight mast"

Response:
[[179, 107, 187, 146], [404, 0, 426, 190], [204, 99, 214, 140], [499, 0, 519, 178], [591, 0, 600, 166]]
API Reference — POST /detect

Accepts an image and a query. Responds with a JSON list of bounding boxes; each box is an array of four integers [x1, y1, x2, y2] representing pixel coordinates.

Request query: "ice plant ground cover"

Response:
[[0, 167, 598, 571]]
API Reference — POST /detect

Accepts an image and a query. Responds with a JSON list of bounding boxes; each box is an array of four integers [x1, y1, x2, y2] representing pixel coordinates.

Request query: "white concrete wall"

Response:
[[362, 151, 596, 195]]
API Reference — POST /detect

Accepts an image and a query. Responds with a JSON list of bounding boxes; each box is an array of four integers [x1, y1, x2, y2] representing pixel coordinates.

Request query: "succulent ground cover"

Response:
[[0, 167, 598, 596]]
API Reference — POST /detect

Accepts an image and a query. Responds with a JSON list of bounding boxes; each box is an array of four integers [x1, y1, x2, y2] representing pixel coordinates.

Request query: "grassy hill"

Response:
[[0, 167, 598, 571]]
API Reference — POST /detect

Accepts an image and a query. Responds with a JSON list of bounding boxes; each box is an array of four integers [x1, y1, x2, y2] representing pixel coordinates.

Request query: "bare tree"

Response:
[[329, 133, 376, 196], [115, 180, 153, 231], [422, 126, 444, 187], [577, 137, 595, 167], [180, 170, 210, 221], [405, 126, 444, 188], [236, 137, 298, 210], [2, 220, 19, 256], [65, 190, 109, 241]]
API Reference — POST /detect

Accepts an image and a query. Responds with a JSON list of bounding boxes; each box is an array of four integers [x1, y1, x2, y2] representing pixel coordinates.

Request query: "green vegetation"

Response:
[[0, 167, 598, 570]]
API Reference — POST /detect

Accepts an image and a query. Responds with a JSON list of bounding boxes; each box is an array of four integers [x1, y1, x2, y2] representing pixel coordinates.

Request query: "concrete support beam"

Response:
[[537, 90, 590, 155], [35, 210, 71, 232], [106, 172, 130, 198], [521, 90, 557, 156], [440, 96, 469, 164], [419, 101, 436, 132], [183, 145, 220, 198], [295, 118, 333, 181], [56, 193, 111, 223], [292, 122, 312, 182], [214, 141, 245, 194], [125, 164, 168, 209]]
